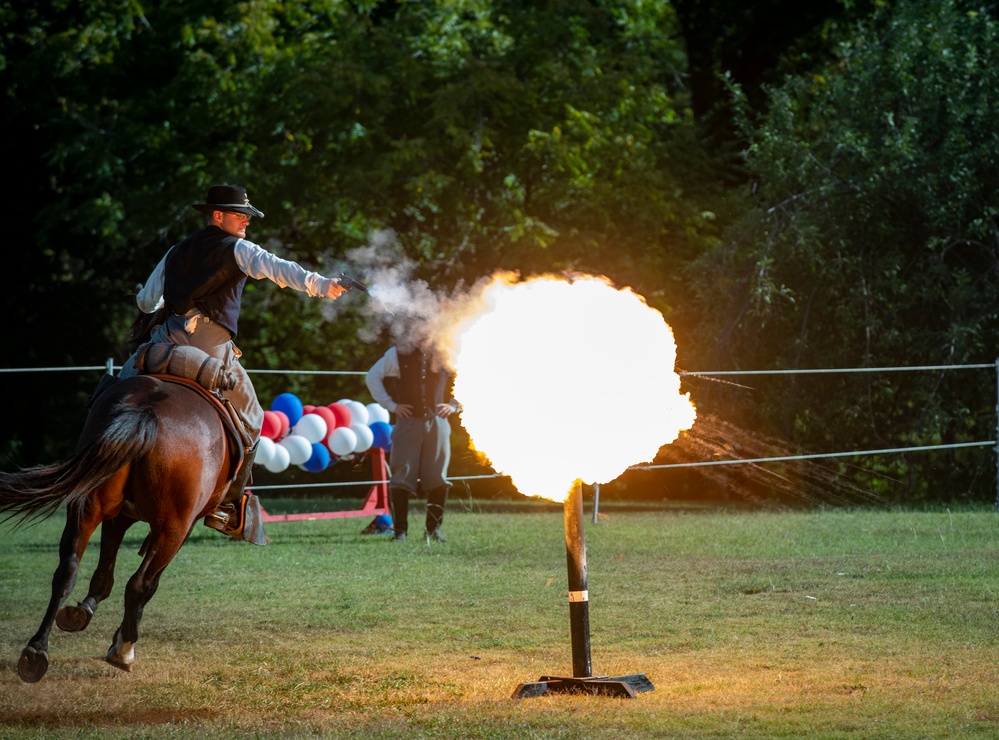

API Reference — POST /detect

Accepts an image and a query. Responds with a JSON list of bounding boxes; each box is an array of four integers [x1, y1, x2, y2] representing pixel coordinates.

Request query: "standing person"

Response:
[[120, 184, 348, 544], [365, 341, 461, 543]]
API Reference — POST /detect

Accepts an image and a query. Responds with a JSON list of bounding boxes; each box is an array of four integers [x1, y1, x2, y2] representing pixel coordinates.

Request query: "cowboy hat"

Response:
[[192, 184, 265, 218]]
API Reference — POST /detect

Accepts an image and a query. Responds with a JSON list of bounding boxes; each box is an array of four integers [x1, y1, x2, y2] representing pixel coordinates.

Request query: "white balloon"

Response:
[[255, 436, 276, 467], [350, 423, 374, 453], [365, 402, 390, 424], [264, 442, 290, 473], [292, 413, 327, 444], [344, 400, 369, 426], [327, 426, 358, 456], [279, 434, 312, 466]]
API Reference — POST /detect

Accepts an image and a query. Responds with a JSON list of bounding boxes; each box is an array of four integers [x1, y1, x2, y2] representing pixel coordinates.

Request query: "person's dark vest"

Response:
[[163, 226, 246, 337], [388, 349, 448, 417]]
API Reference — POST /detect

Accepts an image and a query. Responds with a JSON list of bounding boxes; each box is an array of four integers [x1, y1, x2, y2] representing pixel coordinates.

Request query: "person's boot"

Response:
[[389, 487, 409, 542], [425, 485, 449, 543], [204, 444, 266, 545]]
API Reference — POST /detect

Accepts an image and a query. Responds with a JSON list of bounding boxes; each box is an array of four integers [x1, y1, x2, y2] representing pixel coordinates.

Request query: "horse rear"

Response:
[[0, 375, 231, 682]]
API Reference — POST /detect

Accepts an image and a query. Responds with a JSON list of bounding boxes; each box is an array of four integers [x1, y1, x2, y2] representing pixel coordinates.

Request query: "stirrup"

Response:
[[204, 493, 267, 546], [204, 504, 237, 533]]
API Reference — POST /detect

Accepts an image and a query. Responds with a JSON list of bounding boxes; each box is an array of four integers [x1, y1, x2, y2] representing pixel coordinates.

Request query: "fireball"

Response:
[[450, 273, 696, 502]]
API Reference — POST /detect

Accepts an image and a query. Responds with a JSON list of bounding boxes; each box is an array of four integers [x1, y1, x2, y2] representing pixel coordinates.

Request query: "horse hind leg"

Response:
[[106, 528, 186, 672], [57, 515, 136, 633], [18, 503, 100, 683]]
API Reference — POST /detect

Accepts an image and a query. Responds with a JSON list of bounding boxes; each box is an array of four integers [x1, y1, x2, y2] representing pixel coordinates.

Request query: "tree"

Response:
[[2, 1, 718, 464], [690, 0, 999, 502]]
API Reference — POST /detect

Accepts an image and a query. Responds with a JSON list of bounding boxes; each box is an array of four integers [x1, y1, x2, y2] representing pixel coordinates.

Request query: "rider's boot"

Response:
[[204, 445, 266, 545]]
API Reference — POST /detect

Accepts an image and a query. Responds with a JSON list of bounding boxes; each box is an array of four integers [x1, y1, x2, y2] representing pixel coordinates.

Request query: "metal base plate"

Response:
[[512, 673, 654, 699]]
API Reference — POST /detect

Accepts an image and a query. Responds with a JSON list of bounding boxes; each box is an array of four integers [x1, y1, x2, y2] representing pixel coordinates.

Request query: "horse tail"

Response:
[[0, 402, 159, 528]]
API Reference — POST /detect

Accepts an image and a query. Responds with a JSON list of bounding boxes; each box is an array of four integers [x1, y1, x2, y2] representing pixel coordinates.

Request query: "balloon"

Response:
[[309, 406, 337, 437], [344, 400, 369, 426], [271, 393, 304, 426], [292, 413, 328, 444], [350, 423, 374, 453], [366, 403, 390, 424], [369, 421, 393, 451], [327, 426, 358, 456], [303, 404, 316, 414], [279, 434, 312, 466], [260, 411, 283, 440], [302, 442, 331, 473], [272, 410, 290, 440], [255, 436, 276, 467], [264, 442, 290, 473], [326, 402, 352, 429]]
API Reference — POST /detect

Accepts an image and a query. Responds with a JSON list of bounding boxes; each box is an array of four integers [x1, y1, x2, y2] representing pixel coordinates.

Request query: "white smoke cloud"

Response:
[[322, 232, 540, 373], [322, 230, 459, 356]]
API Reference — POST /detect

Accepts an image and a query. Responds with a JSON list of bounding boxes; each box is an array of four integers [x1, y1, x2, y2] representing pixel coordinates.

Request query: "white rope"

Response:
[[2, 362, 993, 375], [249, 440, 995, 491], [680, 363, 993, 376], [5, 361, 994, 494], [629, 440, 995, 470]]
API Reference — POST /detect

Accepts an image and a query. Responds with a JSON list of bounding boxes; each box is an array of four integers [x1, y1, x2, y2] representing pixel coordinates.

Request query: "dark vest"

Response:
[[388, 349, 449, 417], [163, 226, 246, 336]]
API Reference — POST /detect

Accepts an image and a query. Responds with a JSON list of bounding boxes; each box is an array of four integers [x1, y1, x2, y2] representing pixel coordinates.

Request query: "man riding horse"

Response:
[[119, 184, 348, 543]]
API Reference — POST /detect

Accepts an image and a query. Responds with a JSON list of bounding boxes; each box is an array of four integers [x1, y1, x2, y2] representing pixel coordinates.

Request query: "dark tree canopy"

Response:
[[3, 0, 995, 506]]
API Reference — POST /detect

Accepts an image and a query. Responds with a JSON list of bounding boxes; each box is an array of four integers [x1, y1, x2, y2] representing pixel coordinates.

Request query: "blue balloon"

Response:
[[271, 392, 304, 426], [369, 421, 393, 451], [302, 442, 331, 473]]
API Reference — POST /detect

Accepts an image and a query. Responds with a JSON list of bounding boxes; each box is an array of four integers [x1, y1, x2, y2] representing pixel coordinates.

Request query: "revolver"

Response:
[[339, 273, 368, 293]]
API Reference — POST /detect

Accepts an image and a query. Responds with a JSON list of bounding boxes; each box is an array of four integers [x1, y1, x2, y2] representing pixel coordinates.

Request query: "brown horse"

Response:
[[0, 373, 236, 683]]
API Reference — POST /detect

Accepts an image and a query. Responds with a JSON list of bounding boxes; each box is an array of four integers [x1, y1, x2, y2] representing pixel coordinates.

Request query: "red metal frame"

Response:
[[258, 447, 390, 522]]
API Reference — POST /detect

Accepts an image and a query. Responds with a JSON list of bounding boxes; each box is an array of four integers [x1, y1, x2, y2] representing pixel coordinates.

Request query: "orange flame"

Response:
[[449, 273, 696, 502]]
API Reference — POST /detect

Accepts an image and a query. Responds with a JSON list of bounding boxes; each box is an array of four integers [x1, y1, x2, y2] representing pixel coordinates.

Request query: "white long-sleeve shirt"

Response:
[[136, 238, 338, 314], [365, 346, 401, 412]]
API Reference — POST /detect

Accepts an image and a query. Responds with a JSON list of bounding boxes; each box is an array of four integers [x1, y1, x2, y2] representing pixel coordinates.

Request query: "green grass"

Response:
[[1, 501, 998, 738]]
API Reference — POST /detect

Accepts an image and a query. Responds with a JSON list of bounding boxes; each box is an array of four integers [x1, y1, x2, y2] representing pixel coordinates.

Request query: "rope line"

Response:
[[680, 364, 994, 376], [248, 440, 994, 492], [5, 361, 995, 498], [1, 362, 993, 376]]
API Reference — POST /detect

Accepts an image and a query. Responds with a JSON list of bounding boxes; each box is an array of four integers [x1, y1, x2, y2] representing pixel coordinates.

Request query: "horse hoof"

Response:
[[106, 640, 135, 672], [18, 646, 49, 683], [57, 604, 93, 633], [105, 653, 133, 672]]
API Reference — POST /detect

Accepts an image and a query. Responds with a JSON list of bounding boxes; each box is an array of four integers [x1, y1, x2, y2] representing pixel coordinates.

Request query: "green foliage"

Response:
[[2, 0, 728, 465], [7, 0, 994, 508], [690, 0, 999, 501]]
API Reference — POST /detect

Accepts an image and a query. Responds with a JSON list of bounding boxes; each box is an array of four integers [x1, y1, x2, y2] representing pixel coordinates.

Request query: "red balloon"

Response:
[[303, 404, 316, 414], [326, 402, 352, 430], [261, 410, 282, 440], [272, 409, 290, 439]]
